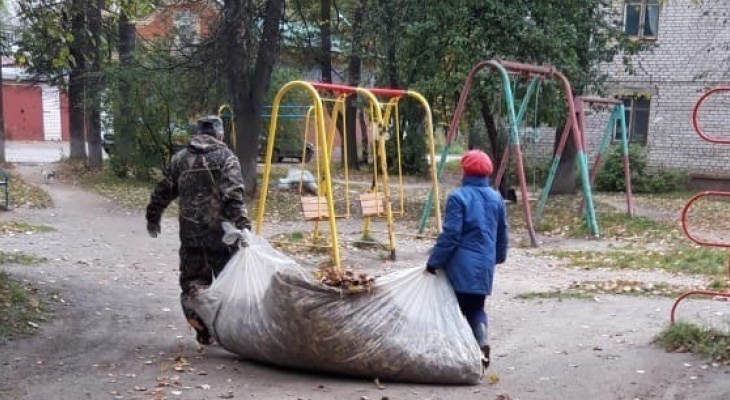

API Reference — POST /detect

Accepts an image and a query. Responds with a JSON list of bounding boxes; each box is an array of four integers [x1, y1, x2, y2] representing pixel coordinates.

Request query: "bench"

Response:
[[0, 168, 8, 210]]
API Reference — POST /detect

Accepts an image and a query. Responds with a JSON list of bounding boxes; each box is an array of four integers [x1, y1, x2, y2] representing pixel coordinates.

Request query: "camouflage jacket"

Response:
[[146, 135, 251, 249]]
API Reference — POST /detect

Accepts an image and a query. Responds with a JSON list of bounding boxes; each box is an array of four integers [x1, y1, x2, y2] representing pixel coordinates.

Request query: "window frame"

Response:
[[623, 0, 660, 41], [613, 96, 651, 146]]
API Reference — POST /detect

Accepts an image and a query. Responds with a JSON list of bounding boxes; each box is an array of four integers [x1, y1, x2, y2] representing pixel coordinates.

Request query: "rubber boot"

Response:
[[472, 322, 490, 369], [187, 315, 214, 346]]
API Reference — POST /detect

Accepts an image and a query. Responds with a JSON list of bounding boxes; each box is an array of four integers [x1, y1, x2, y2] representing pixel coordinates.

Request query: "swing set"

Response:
[[536, 95, 635, 226], [255, 81, 442, 270], [421, 59, 599, 247], [420, 60, 638, 246]]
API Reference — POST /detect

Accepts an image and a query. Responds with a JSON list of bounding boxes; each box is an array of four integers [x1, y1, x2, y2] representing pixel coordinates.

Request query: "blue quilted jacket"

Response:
[[427, 176, 508, 295]]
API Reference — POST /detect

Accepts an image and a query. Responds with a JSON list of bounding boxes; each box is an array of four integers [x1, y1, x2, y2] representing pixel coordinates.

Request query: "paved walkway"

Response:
[[4, 141, 108, 163]]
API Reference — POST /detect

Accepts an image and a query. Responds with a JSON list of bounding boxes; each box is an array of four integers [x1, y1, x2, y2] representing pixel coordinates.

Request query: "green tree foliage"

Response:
[[362, 0, 636, 180], [394, 0, 633, 125], [104, 39, 230, 178], [16, 0, 154, 168], [384, 103, 428, 175]]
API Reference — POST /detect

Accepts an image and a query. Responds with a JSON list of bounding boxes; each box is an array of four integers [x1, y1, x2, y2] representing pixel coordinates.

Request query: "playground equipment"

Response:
[[255, 81, 442, 270], [420, 59, 599, 246], [536, 96, 635, 226], [671, 87, 730, 323]]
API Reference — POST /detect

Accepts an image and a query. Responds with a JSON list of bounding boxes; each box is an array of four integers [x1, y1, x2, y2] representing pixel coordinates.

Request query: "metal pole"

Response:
[[494, 78, 539, 188], [418, 143, 450, 233], [494, 63, 538, 247], [407, 91, 443, 234], [554, 72, 599, 237], [534, 120, 573, 226], [618, 104, 634, 216], [578, 104, 618, 213]]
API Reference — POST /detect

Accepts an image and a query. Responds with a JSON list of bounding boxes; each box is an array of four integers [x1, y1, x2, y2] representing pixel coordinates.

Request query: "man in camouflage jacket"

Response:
[[146, 115, 251, 345]]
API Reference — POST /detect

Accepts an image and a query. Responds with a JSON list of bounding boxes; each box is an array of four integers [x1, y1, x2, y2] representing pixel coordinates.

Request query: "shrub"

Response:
[[595, 145, 687, 193]]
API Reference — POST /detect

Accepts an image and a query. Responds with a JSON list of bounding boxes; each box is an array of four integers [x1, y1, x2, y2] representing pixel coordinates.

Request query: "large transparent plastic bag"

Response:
[[190, 230, 482, 384]]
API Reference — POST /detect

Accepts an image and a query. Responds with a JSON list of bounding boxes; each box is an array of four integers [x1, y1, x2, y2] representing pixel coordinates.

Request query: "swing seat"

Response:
[[300, 196, 331, 221], [300, 196, 349, 221], [358, 192, 386, 217]]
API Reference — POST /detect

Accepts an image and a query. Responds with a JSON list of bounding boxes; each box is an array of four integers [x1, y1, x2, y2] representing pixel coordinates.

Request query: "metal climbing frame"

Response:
[[671, 86, 730, 323], [671, 191, 730, 323], [419, 59, 599, 246], [692, 86, 730, 145]]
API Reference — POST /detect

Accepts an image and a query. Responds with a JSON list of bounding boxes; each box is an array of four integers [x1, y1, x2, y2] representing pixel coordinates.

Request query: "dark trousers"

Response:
[[455, 293, 488, 346], [179, 246, 233, 324]]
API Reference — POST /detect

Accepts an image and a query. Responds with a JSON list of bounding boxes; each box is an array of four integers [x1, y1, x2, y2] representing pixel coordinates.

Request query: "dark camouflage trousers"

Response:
[[179, 246, 233, 327]]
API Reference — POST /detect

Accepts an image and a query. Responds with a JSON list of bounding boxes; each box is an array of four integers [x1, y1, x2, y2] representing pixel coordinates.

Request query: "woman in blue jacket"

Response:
[[426, 150, 509, 368]]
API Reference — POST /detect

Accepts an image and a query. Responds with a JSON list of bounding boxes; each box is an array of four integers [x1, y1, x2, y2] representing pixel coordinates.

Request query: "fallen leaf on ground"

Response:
[[149, 388, 166, 400]]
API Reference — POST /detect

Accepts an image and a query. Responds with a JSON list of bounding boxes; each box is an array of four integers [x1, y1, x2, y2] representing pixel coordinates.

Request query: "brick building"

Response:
[[524, 0, 730, 184], [136, 1, 219, 44]]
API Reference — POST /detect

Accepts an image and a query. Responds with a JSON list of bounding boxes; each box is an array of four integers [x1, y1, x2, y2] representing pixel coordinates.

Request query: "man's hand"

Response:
[[147, 222, 161, 238], [425, 264, 437, 275], [239, 228, 251, 248]]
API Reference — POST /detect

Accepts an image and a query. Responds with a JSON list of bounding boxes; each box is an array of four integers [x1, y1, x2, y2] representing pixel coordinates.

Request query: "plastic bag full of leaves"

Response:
[[188, 232, 482, 385]]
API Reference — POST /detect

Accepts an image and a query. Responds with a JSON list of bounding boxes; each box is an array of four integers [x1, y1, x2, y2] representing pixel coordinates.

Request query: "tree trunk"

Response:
[[379, 0, 398, 88], [85, 0, 103, 170], [113, 9, 136, 173], [478, 95, 511, 193], [551, 123, 578, 194], [69, 0, 87, 160], [320, 0, 332, 83], [344, 92, 360, 169], [0, 31, 5, 164], [225, 0, 284, 196], [236, 108, 260, 196], [359, 109, 368, 164], [344, 0, 366, 170]]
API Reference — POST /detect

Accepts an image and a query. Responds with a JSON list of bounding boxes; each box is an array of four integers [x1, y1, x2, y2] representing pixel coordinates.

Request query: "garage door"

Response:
[[42, 84, 62, 141]]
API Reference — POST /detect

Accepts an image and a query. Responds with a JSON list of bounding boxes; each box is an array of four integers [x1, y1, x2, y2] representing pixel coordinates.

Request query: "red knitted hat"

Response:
[[461, 150, 494, 177]]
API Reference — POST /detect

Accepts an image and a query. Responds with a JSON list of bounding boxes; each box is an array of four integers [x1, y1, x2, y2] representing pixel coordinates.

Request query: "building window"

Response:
[[173, 10, 198, 48], [614, 96, 651, 145], [624, 0, 660, 40]]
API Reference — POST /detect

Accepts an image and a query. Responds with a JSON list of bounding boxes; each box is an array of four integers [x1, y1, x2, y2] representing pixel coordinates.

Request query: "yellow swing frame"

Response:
[[256, 81, 441, 270]]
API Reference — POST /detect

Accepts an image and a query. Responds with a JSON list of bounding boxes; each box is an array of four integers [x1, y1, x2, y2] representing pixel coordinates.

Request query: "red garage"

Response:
[[3, 70, 70, 142]]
